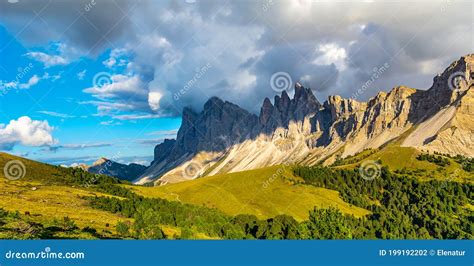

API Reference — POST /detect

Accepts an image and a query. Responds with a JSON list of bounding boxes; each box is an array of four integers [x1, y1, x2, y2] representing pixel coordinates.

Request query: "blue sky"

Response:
[[0, 0, 471, 166], [0, 25, 181, 166]]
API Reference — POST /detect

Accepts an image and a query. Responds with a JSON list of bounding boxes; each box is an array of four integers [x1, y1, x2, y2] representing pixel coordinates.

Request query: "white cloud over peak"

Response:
[[1, 0, 472, 115], [0, 116, 56, 150]]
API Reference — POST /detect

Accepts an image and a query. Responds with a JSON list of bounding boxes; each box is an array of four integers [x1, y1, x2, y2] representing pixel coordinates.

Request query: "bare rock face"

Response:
[[136, 54, 474, 185]]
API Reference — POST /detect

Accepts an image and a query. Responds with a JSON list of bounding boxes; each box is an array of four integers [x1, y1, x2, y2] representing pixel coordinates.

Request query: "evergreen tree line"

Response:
[[294, 166, 473, 239], [416, 154, 451, 167]]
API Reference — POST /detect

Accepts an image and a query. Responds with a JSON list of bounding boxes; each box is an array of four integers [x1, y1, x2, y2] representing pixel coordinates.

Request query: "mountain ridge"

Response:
[[84, 157, 147, 181], [137, 54, 474, 185]]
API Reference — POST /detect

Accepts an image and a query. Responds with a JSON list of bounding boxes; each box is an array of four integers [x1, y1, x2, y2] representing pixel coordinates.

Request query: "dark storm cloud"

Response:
[[1, 0, 472, 116], [0, 0, 133, 54]]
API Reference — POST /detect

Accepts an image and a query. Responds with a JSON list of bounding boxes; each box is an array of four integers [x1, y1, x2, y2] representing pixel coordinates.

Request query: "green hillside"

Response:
[[0, 152, 131, 238], [0, 150, 472, 240], [334, 146, 473, 183], [126, 165, 369, 221]]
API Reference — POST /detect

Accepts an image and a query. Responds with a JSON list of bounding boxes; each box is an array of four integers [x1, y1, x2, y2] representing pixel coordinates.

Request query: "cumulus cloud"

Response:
[[1, 0, 472, 115], [83, 74, 151, 115], [0, 116, 56, 150], [103, 48, 129, 68]]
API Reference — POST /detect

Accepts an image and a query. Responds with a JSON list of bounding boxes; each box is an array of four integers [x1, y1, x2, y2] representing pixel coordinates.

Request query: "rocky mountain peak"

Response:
[[259, 97, 274, 125], [430, 54, 473, 94], [138, 54, 474, 185], [92, 157, 109, 166], [86, 158, 146, 181]]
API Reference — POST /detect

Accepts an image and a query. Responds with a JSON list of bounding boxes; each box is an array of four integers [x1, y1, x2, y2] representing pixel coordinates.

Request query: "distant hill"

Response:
[[83, 157, 147, 181]]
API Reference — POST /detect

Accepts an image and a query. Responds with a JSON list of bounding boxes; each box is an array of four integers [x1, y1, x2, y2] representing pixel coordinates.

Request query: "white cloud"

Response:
[[313, 43, 348, 71], [84, 74, 147, 99], [37, 111, 75, 118], [100, 120, 122, 126], [25, 52, 68, 67], [148, 91, 162, 111], [1, 74, 41, 92], [103, 48, 129, 68], [147, 129, 178, 136], [18, 75, 40, 89], [0, 116, 56, 150], [46, 142, 112, 152], [112, 113, 162, 120], [2, 1, 472, 113]]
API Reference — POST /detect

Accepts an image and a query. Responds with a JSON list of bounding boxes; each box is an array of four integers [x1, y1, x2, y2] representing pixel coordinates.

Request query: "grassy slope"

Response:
[[333, 126, 473, 183], [126, 165, 369, 221], [0, 152, 129, 235]]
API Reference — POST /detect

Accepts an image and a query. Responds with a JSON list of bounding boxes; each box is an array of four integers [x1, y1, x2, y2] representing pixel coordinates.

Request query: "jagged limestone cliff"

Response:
[[137, 55, 474, 185]]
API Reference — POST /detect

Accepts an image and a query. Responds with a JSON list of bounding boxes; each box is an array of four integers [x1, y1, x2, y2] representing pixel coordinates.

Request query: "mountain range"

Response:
[[134, 54, 473, 185], [78, 158, 146, 182]]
